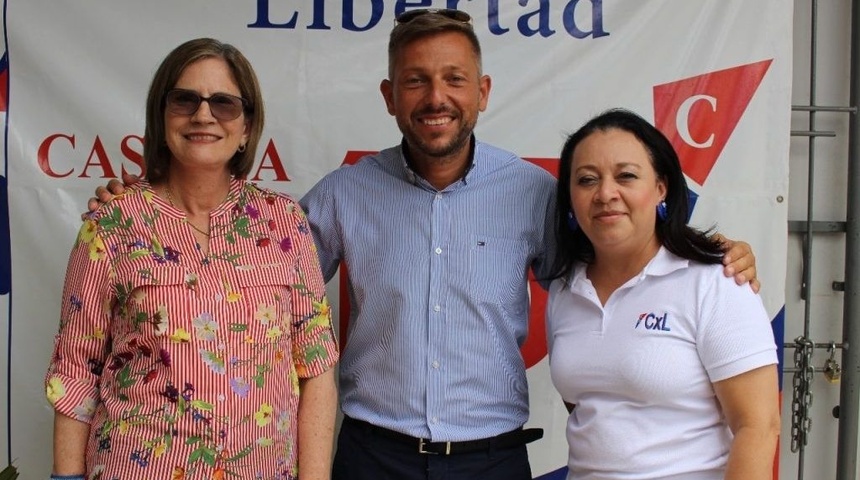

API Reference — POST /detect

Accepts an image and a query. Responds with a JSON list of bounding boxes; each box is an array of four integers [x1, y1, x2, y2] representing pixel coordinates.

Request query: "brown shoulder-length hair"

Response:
[[143, 38, 265, 182]]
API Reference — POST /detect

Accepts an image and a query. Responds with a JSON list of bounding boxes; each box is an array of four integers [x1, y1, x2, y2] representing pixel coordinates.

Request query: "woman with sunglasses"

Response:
[[46, 38, 338, 480]]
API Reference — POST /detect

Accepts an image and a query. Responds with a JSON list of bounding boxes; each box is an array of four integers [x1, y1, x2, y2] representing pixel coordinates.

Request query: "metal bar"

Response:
[[788, 220, 847, 233], [785, 367, 840, 373], [803, 0, 818, 362], [793, 105, 858, 113], [837, 0, 860, 477], [784, 342, 847, 349], [797, 1, 819, 476], [791, 130, 838, 137]]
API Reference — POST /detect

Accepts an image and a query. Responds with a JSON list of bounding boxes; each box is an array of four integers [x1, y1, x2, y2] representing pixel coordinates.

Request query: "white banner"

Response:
[[0, 1, 791, 477]]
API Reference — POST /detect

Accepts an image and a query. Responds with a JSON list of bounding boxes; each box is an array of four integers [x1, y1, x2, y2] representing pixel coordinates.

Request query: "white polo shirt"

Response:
[[546, 247, 777, 480]]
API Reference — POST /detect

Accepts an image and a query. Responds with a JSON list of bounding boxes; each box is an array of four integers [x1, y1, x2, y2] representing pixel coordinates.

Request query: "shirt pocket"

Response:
[[468, 234, 529, 305], [111, 258, 189, 336], [230, 264, 297, 345]]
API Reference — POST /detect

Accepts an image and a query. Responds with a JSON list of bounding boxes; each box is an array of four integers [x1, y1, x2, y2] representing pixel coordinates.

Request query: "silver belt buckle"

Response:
[[418, 438, 451, 455]]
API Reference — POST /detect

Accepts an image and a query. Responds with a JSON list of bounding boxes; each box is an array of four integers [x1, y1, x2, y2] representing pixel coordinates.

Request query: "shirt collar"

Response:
[[568, 246, 689, 295], [398, 136, 477, 190], [643, 246, 689, 276]]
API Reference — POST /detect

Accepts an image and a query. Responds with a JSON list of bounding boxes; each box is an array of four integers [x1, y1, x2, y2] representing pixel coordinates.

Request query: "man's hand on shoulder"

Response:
[[715, 233, 761, 294], [83, 172, 141, 218]]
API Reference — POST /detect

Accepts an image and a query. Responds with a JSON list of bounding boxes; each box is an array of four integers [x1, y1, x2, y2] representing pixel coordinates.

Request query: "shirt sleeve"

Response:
[[532, 185, 558, 289], [288, 203, 339, 379], [45, 218, 114, 423], [697, 271, 778, 383], [299, 174, 343, 283], [545, 278, 564, 358]]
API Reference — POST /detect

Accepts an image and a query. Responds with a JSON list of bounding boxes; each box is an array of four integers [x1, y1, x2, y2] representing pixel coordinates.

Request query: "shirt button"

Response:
[[434, 247, 442, 255], [436, 194, 443, 200], [432, 360, 440, 369], [433, 305, 441, 312], [432, 417, 439, 424]]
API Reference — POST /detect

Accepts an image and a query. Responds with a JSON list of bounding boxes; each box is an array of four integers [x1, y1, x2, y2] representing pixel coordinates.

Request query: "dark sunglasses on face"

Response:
[[165, 88, 248, 121], [395, 8, 472, 25]]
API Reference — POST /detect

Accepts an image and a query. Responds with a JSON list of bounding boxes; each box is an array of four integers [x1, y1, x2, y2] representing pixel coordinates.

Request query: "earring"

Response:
[[237, 144, 246, 153], [567, 210, 579, 231], [656, 201, 668, 221]]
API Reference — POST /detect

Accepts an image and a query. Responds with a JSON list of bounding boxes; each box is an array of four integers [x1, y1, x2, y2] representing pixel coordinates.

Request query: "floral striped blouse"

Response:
[[45, 179, 339, 480]]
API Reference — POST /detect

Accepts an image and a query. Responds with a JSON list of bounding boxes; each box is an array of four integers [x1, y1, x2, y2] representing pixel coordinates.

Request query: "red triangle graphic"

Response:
[[653, 59, 771, 186]]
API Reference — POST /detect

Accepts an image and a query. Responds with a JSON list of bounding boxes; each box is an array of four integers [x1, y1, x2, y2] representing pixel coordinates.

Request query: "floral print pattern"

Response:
[[45, 180, 338, 480]]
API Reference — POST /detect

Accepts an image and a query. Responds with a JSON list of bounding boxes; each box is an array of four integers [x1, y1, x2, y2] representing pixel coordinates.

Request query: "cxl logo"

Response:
[[635, 312, 671, 331]]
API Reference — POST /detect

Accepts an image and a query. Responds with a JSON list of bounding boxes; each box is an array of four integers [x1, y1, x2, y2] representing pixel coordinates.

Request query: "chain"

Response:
[[166, 185, 211, 237], [790, 336, 815, 452]]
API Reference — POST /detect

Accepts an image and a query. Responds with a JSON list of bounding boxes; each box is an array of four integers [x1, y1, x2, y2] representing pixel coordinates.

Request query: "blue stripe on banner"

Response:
[[772, 306, 785, 391], [0, 176, 9, 295], [3, 0, 11, 466], [535, 466, 567, 480], [686, 188, 698, 223]]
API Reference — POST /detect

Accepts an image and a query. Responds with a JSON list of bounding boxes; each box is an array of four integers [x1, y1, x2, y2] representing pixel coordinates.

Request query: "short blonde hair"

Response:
[[387, 12, 483, 79]]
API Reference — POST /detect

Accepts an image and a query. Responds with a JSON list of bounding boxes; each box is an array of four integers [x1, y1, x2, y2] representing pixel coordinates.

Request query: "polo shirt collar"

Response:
[[568, 246, 689, 295]]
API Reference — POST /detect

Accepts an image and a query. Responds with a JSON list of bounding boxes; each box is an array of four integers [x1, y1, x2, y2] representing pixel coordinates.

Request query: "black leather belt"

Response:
[[343, 416, 544, 455]]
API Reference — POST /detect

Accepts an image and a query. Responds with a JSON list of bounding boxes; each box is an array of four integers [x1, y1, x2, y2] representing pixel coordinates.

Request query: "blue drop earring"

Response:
[[656, 201, 668, 221], [567, 210, 579, 231]]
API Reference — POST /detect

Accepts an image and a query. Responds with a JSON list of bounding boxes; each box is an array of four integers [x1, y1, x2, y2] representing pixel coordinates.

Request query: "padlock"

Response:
[[824, 344, 842, 384], [824, 358, 842, 383]]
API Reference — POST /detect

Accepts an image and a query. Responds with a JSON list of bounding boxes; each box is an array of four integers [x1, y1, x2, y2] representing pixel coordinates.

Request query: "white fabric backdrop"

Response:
[[0, 1, 792, 477]]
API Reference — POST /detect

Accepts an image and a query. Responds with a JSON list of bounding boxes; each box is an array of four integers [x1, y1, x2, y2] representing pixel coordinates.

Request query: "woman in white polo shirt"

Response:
[[546, 109, 779, 480]]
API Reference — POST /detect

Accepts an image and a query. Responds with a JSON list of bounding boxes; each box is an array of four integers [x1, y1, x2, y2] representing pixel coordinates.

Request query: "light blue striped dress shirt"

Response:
[[300, 138, 557, 442]]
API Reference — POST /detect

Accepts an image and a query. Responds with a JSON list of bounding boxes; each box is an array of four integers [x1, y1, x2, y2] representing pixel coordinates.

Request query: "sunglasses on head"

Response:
[[165, 88, 248, 121], [395, 8, 472, 25]]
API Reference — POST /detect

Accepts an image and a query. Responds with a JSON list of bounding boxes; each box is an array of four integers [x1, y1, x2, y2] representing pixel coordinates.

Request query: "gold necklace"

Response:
[[165, 186, 211, 237]]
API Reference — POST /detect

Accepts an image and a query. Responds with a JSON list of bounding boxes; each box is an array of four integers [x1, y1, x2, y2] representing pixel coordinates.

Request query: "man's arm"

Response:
[[92, 175, 759, 293], [299, 177, 343, 284]]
